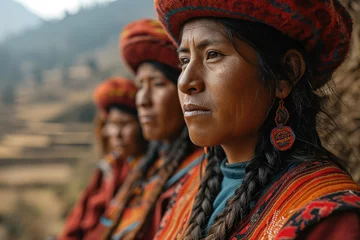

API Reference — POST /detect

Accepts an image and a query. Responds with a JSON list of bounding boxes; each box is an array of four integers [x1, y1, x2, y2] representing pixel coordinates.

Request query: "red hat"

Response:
[[154, 0, 352, 89], [120, 19, 180, 73], [94, 77, 137, 117]]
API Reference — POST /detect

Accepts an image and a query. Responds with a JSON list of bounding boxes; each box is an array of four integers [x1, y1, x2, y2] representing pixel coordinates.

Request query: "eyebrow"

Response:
[[135, 74, 163, 82], [177, 39, 224, 53]]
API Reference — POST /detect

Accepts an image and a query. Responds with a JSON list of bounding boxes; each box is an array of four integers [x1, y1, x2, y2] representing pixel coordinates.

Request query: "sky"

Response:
[[14, 0, 115, 20]]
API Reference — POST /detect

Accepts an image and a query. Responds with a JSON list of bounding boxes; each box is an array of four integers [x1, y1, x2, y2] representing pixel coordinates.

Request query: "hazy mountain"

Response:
[[0, 0, 42, 42], [0, 0, 155, 93], [1, 0, 155, 62]]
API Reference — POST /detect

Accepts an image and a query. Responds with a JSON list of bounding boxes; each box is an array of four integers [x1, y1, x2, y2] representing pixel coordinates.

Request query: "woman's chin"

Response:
[[189, 131, 217, 147], [114, 148, 126, 158]]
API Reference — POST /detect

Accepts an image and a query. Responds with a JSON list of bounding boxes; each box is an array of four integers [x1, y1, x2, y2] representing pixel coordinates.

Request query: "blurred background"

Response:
[[0, 0, 155, 239], [0, 0, 359, 239]]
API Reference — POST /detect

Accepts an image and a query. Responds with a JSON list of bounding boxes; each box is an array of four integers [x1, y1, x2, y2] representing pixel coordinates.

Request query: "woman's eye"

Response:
[[119, 121, 129, 126], [154, 81, 166, 87], [179, 57, 190, 67], [135, 80, 143, 89], [207, 51, 222, 60]]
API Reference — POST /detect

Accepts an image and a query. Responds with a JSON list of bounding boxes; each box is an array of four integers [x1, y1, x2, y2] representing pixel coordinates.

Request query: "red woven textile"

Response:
[[120, 19, 180, 72], [154, 0, 352, 89], [93, 76, 137, 116]]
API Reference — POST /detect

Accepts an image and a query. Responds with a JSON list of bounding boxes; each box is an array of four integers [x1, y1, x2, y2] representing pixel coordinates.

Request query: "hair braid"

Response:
[[183, 146, 225, 240], [124, 127, 195, 239], [101, 142, 160, 239], [205, 131, 280, 240], [105, 127, 195, 239]]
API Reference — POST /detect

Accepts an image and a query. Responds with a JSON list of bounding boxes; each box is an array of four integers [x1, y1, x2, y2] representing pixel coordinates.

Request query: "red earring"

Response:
[[270, 98, 295, 151]]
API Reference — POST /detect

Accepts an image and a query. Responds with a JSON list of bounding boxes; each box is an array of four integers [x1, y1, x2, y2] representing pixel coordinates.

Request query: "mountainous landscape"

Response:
[[0, 0, 155, 97], [0, 0, 41, 42]]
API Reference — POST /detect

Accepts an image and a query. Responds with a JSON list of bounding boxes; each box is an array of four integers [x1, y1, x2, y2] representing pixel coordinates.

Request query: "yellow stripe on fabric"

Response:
[[248, 165, 359, 240]]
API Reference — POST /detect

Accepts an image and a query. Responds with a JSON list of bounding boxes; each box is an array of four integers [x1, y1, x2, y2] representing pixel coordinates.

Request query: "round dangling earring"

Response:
[[270, 97, 295, 151]]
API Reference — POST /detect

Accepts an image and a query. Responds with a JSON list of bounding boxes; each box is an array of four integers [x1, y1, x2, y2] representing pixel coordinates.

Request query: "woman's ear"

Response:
[[275, 49, 306, 98], [282, 49, 306, 86], [275, 80, 292, 98]]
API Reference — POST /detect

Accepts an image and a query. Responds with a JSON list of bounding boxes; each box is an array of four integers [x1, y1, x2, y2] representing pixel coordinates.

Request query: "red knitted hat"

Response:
[[120, 19, 180, 73], [154, 0, 353, 89], [94, 77, 137, 116]]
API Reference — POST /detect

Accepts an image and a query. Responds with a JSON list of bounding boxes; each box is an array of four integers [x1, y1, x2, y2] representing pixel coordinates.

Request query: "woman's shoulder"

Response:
[[293, 211, 360, 240], [276, 190, 360, 239], [273, 160, 360, 239], [230, 160, 360, 240], [266, 160, 360, 207], [280, 160, 358, 190]]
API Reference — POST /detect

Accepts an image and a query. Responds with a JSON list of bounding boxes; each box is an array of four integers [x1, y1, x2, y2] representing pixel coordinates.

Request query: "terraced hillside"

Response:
[[0, 67, 104, 239]]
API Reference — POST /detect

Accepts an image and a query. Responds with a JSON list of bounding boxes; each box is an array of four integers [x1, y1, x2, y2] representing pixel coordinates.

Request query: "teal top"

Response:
[[206, 159, 248, 230], [206, 159, 299, 231]]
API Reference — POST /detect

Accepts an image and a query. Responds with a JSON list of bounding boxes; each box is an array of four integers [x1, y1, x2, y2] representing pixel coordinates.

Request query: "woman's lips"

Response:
[[139, 115, 156, 124], [110, 140, 126, 150], [183, 103, 211, 117]]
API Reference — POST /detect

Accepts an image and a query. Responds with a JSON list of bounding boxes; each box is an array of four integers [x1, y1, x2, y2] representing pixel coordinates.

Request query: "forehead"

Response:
[[136, 62, 164, 79], [180, 18, 258, 64], [108, 108, 134, 120], [180, 19, 227, 43]]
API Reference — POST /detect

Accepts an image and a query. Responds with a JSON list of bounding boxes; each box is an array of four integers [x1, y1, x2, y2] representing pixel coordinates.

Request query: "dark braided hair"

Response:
[[183, 18, 345, 240], [104, 127, 194, 239], [184, 146, 224, 240], [101, 141, 160, 239], [122, 127, 195, 240]]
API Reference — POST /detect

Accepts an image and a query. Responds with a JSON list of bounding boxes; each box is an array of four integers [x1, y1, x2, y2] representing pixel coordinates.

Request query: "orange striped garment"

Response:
[[59, 153, 141, 240], [154, 158, 206, 240], [109, 149, 204, 240], [155, 160, 360, 240]]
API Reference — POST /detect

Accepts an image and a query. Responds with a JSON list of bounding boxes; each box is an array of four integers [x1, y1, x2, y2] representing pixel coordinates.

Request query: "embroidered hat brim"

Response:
[[94, 76, 138, 116], [120, 19, 180, 73]]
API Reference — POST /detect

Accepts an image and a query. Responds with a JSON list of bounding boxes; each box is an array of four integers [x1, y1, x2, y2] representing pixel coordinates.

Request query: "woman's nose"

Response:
[[136, 87, 151, 108], [178, 62, 205, 95]]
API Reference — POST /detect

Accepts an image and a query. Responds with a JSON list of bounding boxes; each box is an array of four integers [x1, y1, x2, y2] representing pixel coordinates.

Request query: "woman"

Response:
[[59, 77, 147, 240], [89, 19, 204, 240], [154, 1, 360, 239]]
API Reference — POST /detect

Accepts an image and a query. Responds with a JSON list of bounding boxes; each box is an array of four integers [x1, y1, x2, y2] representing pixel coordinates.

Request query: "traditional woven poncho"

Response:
[[58, 153, 142, 240], [155, 161, 360, 240]]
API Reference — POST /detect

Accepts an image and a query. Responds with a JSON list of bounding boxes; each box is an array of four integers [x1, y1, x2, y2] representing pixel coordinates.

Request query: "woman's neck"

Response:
[[221, 134, 259, 164]]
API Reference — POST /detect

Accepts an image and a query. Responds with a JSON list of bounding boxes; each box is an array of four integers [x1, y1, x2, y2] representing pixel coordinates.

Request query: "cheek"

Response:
[[135, 92, 141, 107], [178, 90, 185, 111], [155, 88, 182, 121], [227, 78, 272, 134], [208, 58, 270, 133], [205, 64, 237, 118], [123, 125, 138, 142]]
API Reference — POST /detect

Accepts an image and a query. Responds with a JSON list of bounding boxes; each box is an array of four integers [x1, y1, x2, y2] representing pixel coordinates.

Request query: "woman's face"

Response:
[[177, 19, 273, 147], [103, 108, 143, 157], [135, 63, 184, 142]]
